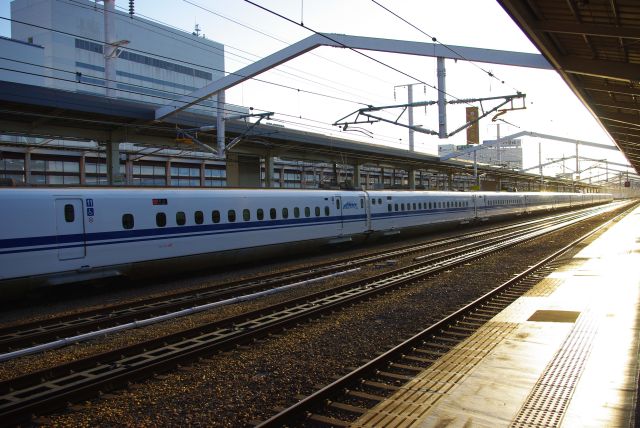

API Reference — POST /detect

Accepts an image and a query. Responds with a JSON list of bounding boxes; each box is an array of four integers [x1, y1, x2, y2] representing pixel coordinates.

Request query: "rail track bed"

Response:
[[0, 201, 633, 426]]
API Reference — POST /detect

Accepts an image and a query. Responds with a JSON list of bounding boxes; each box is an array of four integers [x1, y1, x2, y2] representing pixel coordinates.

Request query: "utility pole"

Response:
[[437, 57, 447, 138], [103, 0, 116, 98], [496, 123, 501, 191], [408, 85, 414, 152]]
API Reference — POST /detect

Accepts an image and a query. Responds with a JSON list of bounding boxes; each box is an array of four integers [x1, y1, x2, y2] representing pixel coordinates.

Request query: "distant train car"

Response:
[[0, 188, 612, 291]]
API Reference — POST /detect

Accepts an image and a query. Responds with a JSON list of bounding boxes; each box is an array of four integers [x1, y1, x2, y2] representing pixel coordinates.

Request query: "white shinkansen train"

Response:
[[0, 188, 612, 290]]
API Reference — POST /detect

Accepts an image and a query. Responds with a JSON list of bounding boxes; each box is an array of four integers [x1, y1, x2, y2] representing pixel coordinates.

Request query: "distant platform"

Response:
[[353, 204, 640, 427]]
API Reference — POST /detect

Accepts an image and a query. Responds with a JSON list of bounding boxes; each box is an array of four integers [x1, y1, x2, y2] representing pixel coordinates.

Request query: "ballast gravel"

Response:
[[0, 208, 626, 427]]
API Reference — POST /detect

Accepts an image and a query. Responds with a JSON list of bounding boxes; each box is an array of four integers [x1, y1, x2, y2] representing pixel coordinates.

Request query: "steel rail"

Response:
[[256, 204, 635, 427], [0, 203, 625, 425], [0, 204, 608, 353]]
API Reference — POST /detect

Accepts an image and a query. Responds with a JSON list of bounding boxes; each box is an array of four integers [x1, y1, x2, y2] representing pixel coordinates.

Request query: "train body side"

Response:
[[0, 188, 613, 290]]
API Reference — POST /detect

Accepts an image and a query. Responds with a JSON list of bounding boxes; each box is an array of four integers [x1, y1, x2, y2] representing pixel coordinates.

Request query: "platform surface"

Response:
[[353, 204, 640, 428]]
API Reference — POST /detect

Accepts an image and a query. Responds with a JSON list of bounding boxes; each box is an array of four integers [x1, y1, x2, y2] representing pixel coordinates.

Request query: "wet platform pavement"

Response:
[[352, 204, 640, 427]]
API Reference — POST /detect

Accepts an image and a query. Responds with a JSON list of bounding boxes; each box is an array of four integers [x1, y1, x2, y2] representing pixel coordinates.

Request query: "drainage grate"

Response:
[[511, 311, 597, 428]]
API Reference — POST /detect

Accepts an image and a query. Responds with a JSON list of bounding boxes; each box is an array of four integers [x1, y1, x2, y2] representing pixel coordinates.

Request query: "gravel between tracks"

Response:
[[1, 208, 627, 427]]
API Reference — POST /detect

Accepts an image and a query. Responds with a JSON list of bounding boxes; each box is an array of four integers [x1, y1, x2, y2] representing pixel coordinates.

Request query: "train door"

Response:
[[55, 198, 86, 260], [334, 195, 343, 232], [362, 194, 371, 231]]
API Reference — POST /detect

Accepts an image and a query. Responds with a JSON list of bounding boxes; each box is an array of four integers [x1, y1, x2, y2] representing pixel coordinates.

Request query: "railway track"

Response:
[[0, 204, 619, 354], [0, 202, 626, 425], [256, 202, 635, 427]]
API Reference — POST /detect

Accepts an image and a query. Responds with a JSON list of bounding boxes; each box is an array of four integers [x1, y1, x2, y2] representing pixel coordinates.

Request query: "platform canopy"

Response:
[[498, 0, 640, 174]]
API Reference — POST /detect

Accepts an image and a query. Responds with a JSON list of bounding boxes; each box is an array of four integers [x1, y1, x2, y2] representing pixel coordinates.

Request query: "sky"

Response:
[[0, 0, 634, 180]]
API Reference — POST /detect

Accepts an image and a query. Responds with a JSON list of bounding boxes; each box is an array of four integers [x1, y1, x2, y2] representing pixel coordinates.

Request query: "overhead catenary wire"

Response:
[[0, 61, 400, 145], [0, 16, 375, 110], [369, 0, 522, 95], [242, 0, 475, 109], [60, 0, 395, 108]]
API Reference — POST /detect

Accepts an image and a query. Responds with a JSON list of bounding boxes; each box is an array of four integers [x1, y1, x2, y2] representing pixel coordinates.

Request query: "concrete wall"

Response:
[[0, 36, 44, 85]]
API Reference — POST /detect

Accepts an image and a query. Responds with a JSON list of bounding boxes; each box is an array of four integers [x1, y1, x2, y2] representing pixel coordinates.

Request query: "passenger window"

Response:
[[395, 203, 399, 211], [324, 206, 330, 216], [257, 208, 264, 221], [413, 203, 416, 210], [336, 199, 341, 210], [194, 210, 203, 225], [388, 204, 392, 212], [401, 203, 405, 211], [270, 208, 277, 220], [176, 211, 186, 226], [305, 207, 311, 217], [378, 198, 382, 205], [294, 207, 300, 218], [122, 213, 134, 229], [228, 210, 236, 222], [243, 209, 250, 221], [212, 210, 220, 223], [315, 206, 320, 216], [156, 212, 166, 227], [372, 198, 376, 205], [64, 204, 75, 222], [282, 207, 289, 219]]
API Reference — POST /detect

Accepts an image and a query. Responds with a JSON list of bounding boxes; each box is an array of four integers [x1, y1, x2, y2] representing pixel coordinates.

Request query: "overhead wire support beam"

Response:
[[155, 33, 552, 121]]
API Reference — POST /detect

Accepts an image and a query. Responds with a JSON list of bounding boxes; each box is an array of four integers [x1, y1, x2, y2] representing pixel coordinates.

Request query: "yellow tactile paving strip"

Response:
[[353, 205, 640, 428], [350, 321, 518, 428]]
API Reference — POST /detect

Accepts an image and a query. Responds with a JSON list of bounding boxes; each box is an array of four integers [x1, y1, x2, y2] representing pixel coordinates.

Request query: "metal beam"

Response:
[[439, 130, 619, 161], [155, 33, 552, 120], [559, 56, 640, 82], [532, 20, 640, 40]]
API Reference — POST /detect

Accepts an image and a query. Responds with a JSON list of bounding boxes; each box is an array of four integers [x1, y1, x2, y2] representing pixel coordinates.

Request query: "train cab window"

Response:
[[324, 206, 330, 216], [64, 204, 75, 222], [257, 208, 264, 221], [282, 207, 289, 219], [228, 210, 236, 222], [315, 206, 321, 217], [156, 212, 167, 227], [122, 213, 134, 230], [294, 207, 300, 218], [270, 208, 277, 220], [243, 209, 251, 221], [305, 207, 311, 217], [176, 211, 186, 226], [212, 210, 221, 223], [194, 210, 204, 225]]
